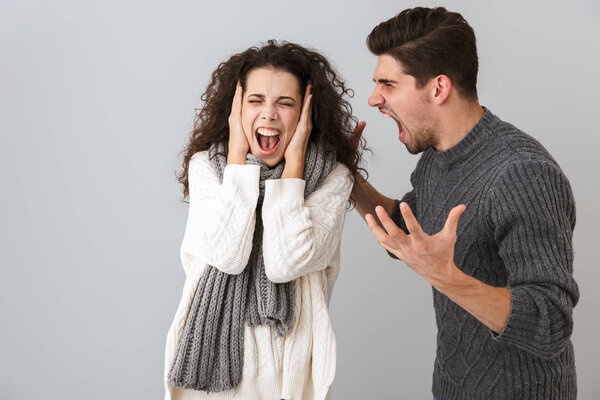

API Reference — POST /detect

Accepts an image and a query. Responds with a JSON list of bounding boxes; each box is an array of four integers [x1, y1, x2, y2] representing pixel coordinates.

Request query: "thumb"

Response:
[[442, 204, 466, 235], [350, 121, 366, 149]]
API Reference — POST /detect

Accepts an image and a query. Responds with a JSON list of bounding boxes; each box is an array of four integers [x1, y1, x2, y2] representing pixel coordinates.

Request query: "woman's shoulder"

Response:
[[327, 162, 353, 184], [186, 151, 221, 183], [188, 150, 215, 173], [332, 161, 350, 174], [309, 162, 353, 196], [190, 150, 212, 163]]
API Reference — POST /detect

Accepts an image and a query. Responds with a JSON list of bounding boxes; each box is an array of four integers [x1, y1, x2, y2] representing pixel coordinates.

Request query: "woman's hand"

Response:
[[227, 81, 249, 165], [282, 84, 312, 179]]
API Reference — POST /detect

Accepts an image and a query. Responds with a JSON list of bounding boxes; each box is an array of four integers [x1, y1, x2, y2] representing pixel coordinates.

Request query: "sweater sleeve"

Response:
[[260, 163, 353, 283], [179, 152, 260, 276], [488, 160, 579, 358]]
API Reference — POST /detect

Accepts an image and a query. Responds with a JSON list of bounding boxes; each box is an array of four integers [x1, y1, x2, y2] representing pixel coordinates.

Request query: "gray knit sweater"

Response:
[[389, 108, 579, 400]]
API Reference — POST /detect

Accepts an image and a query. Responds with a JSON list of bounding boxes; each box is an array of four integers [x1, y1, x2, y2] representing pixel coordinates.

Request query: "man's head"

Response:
[[367, 7, 479, 153]]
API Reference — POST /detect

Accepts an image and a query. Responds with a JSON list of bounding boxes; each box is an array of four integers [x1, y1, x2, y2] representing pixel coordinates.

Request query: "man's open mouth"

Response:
[[380, 109, 406, 144]]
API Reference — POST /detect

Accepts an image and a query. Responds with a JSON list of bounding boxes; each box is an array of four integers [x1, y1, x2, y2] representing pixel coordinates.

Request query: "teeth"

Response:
[[257, 128, 280, 137], [382, 113, 390, 119]]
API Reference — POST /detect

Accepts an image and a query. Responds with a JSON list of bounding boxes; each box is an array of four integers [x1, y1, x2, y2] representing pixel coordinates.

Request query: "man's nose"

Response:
[[368, 87, 384, 107]]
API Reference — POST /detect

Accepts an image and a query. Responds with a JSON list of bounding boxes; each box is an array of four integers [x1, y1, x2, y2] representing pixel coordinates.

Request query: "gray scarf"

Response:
[[168, 140, 336, 392]]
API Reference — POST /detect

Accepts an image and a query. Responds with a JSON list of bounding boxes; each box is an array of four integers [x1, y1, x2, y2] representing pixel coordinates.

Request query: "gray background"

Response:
[[1, 0, 599, 399]]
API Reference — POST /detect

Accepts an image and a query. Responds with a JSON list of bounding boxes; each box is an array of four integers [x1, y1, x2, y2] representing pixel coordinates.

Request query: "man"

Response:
[[351, 7, 579, 400]]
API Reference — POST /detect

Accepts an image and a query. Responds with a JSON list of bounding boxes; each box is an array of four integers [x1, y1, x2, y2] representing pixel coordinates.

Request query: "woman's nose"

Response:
[[260, 103, 278, 120]]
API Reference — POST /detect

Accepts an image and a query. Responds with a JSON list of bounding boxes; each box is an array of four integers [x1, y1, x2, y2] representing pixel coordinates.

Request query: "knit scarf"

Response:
[[168, 140, 336, 392]]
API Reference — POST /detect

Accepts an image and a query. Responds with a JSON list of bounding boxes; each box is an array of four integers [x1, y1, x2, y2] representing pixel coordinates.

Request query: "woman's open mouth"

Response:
[[255, 127, 281, 156]]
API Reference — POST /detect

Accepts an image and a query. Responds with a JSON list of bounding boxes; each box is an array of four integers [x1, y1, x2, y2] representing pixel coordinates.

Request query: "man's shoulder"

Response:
[[488, 139, 570, 195], [486, 110, 559, 169], [462, 109, 572, 200]]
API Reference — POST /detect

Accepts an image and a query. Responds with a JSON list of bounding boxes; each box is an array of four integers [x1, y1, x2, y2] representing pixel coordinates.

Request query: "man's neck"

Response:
[[434, 101, 485, 152]]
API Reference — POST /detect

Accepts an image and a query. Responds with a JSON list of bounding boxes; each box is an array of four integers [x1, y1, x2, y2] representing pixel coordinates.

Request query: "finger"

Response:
[[399, 202, 425, 236], [305, 82, 312, 98], [376, 239, 395, 255], [375, 205, 406, 239], [293, 96, 312, 143], [305, 94, 313, 125], [354, 121, 366, 138], [350, 121, 366, 150], [365, 212, 391, 238], [367, 213, 404, 254], [303, 83, 312, 108], [300, 86, 313, 126], [442, 204, 467, 235], [231, 81, 243, 115]]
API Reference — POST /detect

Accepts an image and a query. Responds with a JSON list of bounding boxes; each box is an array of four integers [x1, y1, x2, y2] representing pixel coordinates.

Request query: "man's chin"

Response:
[[406, 146, 421, 155], [401, 138, 416, 154]]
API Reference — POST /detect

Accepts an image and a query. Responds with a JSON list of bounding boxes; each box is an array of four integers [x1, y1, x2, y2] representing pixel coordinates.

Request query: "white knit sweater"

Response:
[[164, 151, 353, 400]]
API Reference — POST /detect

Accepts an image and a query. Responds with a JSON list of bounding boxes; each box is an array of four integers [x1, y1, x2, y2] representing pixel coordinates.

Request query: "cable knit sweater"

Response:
[[390, 108, 579, 400], [164, 151, 353, 400]]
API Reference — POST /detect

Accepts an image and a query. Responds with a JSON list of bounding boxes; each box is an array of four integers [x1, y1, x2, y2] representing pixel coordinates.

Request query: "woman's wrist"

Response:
[[282, 160, 304, 179], [227, 149, 247, 165]]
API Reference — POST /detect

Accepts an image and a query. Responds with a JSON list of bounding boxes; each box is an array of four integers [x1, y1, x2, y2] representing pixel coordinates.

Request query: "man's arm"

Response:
[[368, 158, 579, 355], [350, 177, 396, 222], [369, 203, 510, 334], [348, 121, 396, 225], [430, 258, 511, 334], [485, 161, 578, 356]]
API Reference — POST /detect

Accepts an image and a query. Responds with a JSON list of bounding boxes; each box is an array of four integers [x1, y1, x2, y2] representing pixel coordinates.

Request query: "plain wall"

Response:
[[1, 0, 599, 398]]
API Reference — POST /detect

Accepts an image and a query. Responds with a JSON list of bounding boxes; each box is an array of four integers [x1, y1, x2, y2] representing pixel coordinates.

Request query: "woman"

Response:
[[164, 40, 364, 400]]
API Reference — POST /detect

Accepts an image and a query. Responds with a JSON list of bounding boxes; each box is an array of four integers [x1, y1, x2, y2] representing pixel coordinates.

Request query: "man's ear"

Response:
[[431, 75, 452, 105]]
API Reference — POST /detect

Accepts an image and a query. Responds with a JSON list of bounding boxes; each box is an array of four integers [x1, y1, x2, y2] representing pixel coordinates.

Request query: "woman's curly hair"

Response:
[[177, 39, 366, 199]]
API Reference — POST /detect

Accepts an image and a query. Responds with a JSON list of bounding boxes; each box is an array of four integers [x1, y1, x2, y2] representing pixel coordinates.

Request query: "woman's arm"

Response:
[[261, 163, 353, 283], [180, 151, 260, 276]]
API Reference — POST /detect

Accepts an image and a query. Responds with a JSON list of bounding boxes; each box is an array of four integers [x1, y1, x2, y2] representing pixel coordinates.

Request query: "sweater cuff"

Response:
[[263, 178, 306, 205], [222, 164, 261, 192], [491, 286, 535, 345]]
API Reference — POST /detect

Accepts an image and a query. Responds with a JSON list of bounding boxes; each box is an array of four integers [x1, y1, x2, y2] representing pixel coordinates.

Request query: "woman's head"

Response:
[[241, 67, 303, 167], [178, 40, 365, 198]]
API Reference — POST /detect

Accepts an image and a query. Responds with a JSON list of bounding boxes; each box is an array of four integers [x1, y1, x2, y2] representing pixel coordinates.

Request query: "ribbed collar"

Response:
[[429, 107, 498, 170]]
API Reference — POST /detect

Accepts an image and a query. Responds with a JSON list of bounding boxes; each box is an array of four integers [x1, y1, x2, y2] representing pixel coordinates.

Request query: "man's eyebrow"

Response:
[[373, 78, 397, 84]]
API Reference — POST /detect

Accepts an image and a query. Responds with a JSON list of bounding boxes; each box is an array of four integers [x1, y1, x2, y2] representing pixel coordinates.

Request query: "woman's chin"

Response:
[[264, 154, 285, 167], [250, 149, 284, 167]]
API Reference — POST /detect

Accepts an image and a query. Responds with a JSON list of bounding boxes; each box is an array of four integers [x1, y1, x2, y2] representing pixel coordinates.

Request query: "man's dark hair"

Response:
[[367, 7, 478, 100]]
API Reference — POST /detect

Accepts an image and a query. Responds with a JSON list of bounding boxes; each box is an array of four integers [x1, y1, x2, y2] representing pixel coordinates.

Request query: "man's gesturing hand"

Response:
[[365, 202, 466, 288]]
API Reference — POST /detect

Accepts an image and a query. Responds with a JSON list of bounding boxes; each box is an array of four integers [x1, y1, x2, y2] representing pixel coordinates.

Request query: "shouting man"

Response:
[[352, 7, 579, 400]]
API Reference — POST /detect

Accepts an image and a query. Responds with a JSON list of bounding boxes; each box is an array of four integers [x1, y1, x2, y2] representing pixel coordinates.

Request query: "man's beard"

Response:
[[405, 127, 436, 154]]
